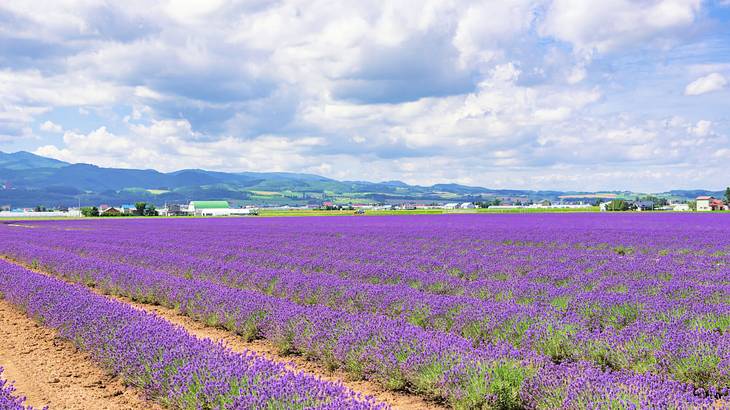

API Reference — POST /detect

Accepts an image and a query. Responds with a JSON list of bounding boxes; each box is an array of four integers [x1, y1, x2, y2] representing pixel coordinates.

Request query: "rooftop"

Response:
[[190, 201, 230, 209]]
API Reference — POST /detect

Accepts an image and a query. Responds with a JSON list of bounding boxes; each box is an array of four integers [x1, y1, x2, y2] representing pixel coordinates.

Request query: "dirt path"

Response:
[[0, 256, 445, 410], [0, 300, 160, 410]]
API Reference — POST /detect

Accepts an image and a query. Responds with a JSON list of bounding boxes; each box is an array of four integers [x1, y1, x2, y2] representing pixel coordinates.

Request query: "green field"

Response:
[[256, 206, 601, 217], [0, 206, 645, 220]]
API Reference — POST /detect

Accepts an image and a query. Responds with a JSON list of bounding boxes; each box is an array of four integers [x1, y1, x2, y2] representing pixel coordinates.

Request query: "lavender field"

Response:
[[2, 213, 730, 409]]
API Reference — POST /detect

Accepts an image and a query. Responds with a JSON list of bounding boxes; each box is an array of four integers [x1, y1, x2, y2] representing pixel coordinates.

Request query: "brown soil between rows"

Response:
[[0, 299, 160, 410], [2, 256, 445, 410]]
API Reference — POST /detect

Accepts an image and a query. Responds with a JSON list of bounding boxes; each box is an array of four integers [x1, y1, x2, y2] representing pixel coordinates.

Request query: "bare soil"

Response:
[[0, 299, 160, 410]]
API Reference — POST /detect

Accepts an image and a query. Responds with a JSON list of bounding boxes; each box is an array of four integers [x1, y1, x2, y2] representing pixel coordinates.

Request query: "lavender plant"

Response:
[[0, 367, 44, 410], [2, 213, 728, 408], [0, 261, 382, 410]]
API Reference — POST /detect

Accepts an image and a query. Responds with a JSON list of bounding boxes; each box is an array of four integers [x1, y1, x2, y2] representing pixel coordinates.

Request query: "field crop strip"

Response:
[[0, 260, 382, 410], [1, 213, 729, 408]]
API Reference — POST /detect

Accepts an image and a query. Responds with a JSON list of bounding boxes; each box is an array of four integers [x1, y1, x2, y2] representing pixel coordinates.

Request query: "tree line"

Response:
[[81, 202, 158, 217]]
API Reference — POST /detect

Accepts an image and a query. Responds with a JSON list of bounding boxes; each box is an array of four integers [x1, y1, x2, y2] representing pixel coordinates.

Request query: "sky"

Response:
[[0, 0, 729, 192]]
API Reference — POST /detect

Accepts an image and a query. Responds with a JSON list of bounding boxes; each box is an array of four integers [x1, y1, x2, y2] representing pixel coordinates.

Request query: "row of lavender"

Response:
[[0, 260, 381, 409], [20, 235, 730, 395], [1, 241, 717, 408], [1, 215, 727, 407], [3, 242, 536, 408], [8, 215, 730, 391], [0, 368, 39, 410]]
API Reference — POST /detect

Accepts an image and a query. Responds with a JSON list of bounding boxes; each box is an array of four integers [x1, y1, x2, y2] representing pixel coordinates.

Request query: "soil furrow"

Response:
[[0, 299, 160, 410]]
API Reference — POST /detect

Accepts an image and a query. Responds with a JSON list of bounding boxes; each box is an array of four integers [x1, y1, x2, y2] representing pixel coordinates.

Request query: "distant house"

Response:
[[443, 203, 460, 209], [229, 207, 258, 216], [695, 196, 725, 211], [631, 200, 654, 211], [163, 204, 187, 216], [120, 204, 136, 214], [696, 196, 712, 211], [460, 202, 476, 209], [188, 201, 231, 216], [100, 207, 121, 216], [671, 203, 690, 212]]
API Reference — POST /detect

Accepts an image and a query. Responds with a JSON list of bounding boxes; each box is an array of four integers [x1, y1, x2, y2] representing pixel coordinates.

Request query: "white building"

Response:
[[671, 203, 690, 212], [229, 208, 258, 215], [188, 201, 231, 216], [0, 210, 82, 218], [187, 201, 259, 216], [460, 202, 476, 209], [696, 196, 713, 212]]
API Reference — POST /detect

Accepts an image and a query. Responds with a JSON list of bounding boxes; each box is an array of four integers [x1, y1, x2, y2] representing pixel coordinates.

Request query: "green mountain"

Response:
[[0, 151, 721, 208], [0, 151, 68, 170]]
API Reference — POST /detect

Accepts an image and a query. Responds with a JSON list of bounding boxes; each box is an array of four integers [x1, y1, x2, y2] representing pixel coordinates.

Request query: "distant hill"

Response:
[[0, 151, 722, 207], [0, 151, 68, 170]]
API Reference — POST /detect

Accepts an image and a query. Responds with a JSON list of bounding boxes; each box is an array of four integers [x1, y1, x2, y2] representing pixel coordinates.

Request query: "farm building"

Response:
[[120, 204, 136, 214], [188, 201, 231, 216], [460, 202, 476, 209], [229, 208, 258, 215], [696, 196, 726, 211], [162, 204, 187, 216], [631, 200, 654, 211], [100, 207, 122, 216]]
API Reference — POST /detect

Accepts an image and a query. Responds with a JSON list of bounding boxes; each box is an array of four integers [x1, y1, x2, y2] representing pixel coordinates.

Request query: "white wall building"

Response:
[[0, 210, 82, 218], [189, 201, 231, 216], [696, 196, 712, 211]]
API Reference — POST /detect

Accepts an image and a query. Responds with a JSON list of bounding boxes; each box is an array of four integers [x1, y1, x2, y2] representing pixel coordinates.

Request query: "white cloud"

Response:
[[32, 113, 730, 192], [39, 121, 63, 133], [35, 119, 327, 173], [540, 0, 701, 54], [684, 72, 727, 95], [452, 1, 535, 68], [301, 62, 601, 153], [566, 66, 587, 84], [688, 120, 712, 137], [0, 0, 727, 191]]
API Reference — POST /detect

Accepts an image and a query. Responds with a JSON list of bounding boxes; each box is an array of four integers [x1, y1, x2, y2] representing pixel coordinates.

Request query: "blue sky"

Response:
[[0, 0, 729, 191]]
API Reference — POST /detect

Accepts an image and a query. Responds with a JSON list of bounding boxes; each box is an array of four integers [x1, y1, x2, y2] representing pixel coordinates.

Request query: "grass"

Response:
[[475, 206, 600, 213], [0, 206, 614, 220], [669, 352, 724, 387], [535, 325, 577, 364], [689, 314, 730, 333], [14, 207, 730, 221], [550, 296, 571, 311]]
